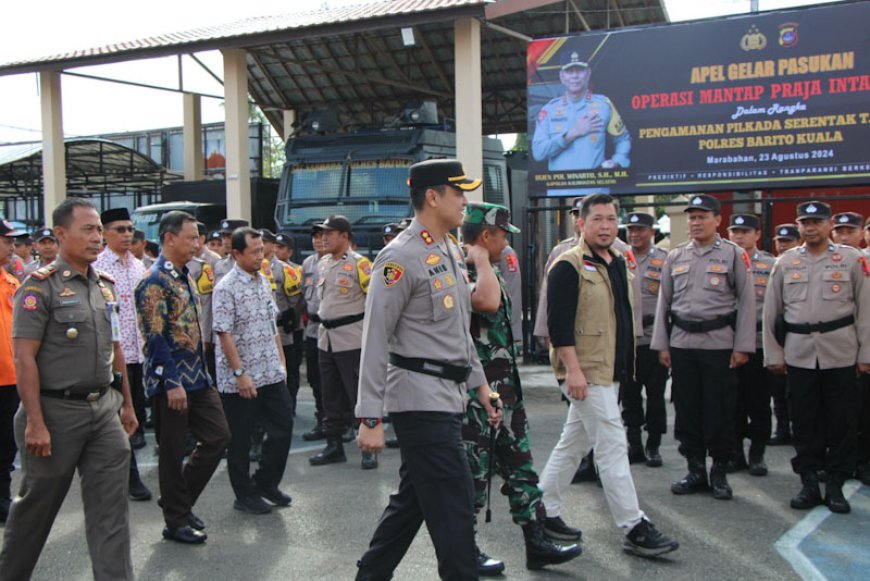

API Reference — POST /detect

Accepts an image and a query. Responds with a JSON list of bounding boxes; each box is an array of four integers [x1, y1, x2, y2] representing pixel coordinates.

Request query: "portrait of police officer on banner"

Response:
[[532, 49, 631, 196]]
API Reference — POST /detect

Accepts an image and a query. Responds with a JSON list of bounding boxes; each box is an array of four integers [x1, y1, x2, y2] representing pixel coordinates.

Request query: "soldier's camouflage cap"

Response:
[[463, 202, 520, 234]]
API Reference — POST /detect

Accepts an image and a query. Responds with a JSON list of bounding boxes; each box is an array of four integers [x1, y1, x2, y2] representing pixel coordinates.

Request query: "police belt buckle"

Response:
[[86, 391, 101, 402]]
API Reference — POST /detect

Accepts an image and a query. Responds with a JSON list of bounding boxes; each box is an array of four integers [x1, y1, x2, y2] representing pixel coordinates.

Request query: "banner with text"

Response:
[[526, 1, 870, 197]]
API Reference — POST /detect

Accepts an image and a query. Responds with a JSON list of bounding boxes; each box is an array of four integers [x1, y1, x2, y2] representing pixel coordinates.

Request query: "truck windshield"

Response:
[[283, 160, 411, 226]]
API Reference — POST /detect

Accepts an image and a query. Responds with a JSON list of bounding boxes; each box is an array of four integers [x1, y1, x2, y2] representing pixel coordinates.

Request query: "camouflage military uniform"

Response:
[[463, 262, 543, 525]]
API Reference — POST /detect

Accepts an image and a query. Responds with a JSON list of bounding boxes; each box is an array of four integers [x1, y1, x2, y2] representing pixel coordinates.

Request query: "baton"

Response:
[[484, 391, 501, 524]]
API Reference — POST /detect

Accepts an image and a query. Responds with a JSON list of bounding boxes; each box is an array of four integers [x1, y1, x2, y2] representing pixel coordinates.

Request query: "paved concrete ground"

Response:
[[2, 365, 866, 580]]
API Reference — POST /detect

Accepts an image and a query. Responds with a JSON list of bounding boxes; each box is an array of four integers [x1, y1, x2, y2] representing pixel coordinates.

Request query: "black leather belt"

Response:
[[41, 386, 109, 402], [389, 353, 472, 383], [671, 311, 736, 333], [309, 314, 321, 323], [784, 315, 854, 335], [320, 313, 364, 329], [642, 314, 655, 328]]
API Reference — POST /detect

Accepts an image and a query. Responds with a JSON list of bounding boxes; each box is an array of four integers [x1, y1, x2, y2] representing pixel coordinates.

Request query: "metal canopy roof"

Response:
[[0, 139, 182, 197], [0, 0, 667, 135]]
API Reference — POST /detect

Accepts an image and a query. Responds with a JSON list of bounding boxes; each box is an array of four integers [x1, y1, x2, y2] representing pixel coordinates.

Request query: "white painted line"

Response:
[[774, 481, 862, 581]]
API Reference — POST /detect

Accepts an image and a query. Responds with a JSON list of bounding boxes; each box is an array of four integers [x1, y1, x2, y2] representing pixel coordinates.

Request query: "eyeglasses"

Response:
[[110, 226, 135, 233]]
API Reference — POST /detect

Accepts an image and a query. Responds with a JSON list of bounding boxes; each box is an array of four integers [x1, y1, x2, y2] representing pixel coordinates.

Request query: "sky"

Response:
[[0, 0, 847, 144]]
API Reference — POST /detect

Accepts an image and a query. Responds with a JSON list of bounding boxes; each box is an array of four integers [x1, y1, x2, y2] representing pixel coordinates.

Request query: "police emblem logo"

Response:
[[340, 288, 350, 295], [756, 276, 767, 285], [673, 265, 688, 274], [650, 258, 664, 267], [831, 283, 841, 293], [646, 271, 661, 280], [443, 294, 455, 310], [692, 197, 703, 205], [342, 263, 354, 272], [337, 277, 351, 287], [779, 228, 789, 236], [709, 276, 721, 286], [792, 260, 802, 265], [629, 215, 639, 223], [433, 278, 443, 291], [221, 220, 229, 229], [832, 271, 843, 279], [646, 281, 659, 293], [506, 253, 518, 273], [709, 265, 724, 273], [444, 273, 455, 286], [839, 215, 849, 223], [791, 272, 802, 280], [778, 23, 798, 48], [806, 204, 818, 214], [755, 262, 768, 270], [62, 270, 72, 277], [383, 262, 405, 286], [58, 287, 76, 297], [425, 253, 441, 266], [735, 216, 745, 225]]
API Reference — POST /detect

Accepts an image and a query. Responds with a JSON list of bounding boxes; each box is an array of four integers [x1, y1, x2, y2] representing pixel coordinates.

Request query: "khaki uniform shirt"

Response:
[[763, 243, 870, 369], [651, 235, 756, 353], [265, 256, 304, 346], [355, 219, 487, 418], [316, 250, 372, 352], [13, 256, 117, 391], [634, 245, 667, 347], [497, 246, 523, 343], [302, 253, 322, 341], [749, 249, 775, 349], [186, 257, 216, 344]]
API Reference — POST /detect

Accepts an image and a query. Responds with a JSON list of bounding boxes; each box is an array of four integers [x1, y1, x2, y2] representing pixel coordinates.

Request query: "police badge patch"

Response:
[[383, 262, 405, 286]]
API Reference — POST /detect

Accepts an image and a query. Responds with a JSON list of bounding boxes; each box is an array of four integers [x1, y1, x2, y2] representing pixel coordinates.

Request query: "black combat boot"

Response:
[[475, 544, 505, 577], [709, 460, 733, 500], [627, 428, 647, 465], [824, 477, 851, 514], [309, 437, 347, 466], [725, 448, 747, 473], [522, 520, 582, 570], [302, 420, 325, 441], [856, 461, 870, 486], [790, 472, 823, 510], [747, 443, 768, 476], [671, 457, 708, 495], [645, 432, 663, 468]]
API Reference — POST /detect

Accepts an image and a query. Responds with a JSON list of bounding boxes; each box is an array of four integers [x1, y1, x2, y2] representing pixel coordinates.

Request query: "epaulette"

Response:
[[31, 264, 57, 280], [97, 270, 115, 284]]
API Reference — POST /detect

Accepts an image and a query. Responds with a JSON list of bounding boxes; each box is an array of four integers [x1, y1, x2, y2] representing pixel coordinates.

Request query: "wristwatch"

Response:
[[233, 367, 246, 378], [360, 418, 382, 429]]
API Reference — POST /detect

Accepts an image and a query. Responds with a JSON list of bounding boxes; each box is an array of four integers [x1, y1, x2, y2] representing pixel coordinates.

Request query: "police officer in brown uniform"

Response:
[[764, 201, 870, 514], [308, 215, 377, 469], [0, 198, 138, 580], [652, 194, 755, 501], [726, 214, 775, 476], [622, 212, 669, 467]]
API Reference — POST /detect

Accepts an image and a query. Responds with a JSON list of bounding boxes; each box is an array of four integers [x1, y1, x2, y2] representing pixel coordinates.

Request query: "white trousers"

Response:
[[540, 382, 645, 530]]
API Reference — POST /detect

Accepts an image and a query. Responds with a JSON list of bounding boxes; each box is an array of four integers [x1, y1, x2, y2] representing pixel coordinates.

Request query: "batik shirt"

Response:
[[213, 264, 285, 392], [94, 247, 145, 363], [135, 255, 211, 396]]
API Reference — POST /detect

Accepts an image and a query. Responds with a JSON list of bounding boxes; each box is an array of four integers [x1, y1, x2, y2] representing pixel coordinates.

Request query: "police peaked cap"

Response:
[[796, 201, 832, 221], [408, 159, 481, 192], [728, 214, 760, 230], [832, 212, 863, 229], [685, 194, 721, 214], [625, 213, 656, 228]]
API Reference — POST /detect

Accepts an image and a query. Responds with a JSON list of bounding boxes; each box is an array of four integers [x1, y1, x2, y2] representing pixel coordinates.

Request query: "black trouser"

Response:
[[0, 387, 18, 500], [770, 373, 790, 436], [857, 374, 870, 464], [204, 343, 217, 388], [734, 349, 772, 457], [154, 387, 231, 529], [357, 412, 477, 581], [222, 381, 293, 499], [126, 363, 146, 436], [670, 348, 737, 463], [304, 337, 324, 421], [621, 344, 668, 436], [787, 365, 858, 479], [282, 339, 304, 416], [319, 347, 360, 437]]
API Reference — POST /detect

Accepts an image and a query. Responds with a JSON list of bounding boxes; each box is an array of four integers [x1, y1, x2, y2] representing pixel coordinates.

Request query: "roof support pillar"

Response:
[[222, 48, 251, 222], [282, 109, 296, 142], [454, 18, 484, 203], [183, 93, 204, 181], [40, 71, 66, 223]]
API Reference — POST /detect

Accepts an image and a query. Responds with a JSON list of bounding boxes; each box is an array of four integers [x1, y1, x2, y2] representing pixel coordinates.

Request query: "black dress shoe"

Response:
[[188, 513, 205, 530], [747, 456, 768, 477], [725, 452, 747, 474], [129, 478, 152, 501], [645, 448, 663, 468], [825, 480, 851, 514], [233, 495, 272, 515], [163, 525, 207, 544], [256, 485, 292, 507]]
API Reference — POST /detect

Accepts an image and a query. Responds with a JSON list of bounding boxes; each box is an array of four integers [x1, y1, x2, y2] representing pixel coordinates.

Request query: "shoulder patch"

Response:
[[624, 249, 637, 270], [383, 262, 405, 287], [859, 255, 870, 277], [31, 264, 57, 280]]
